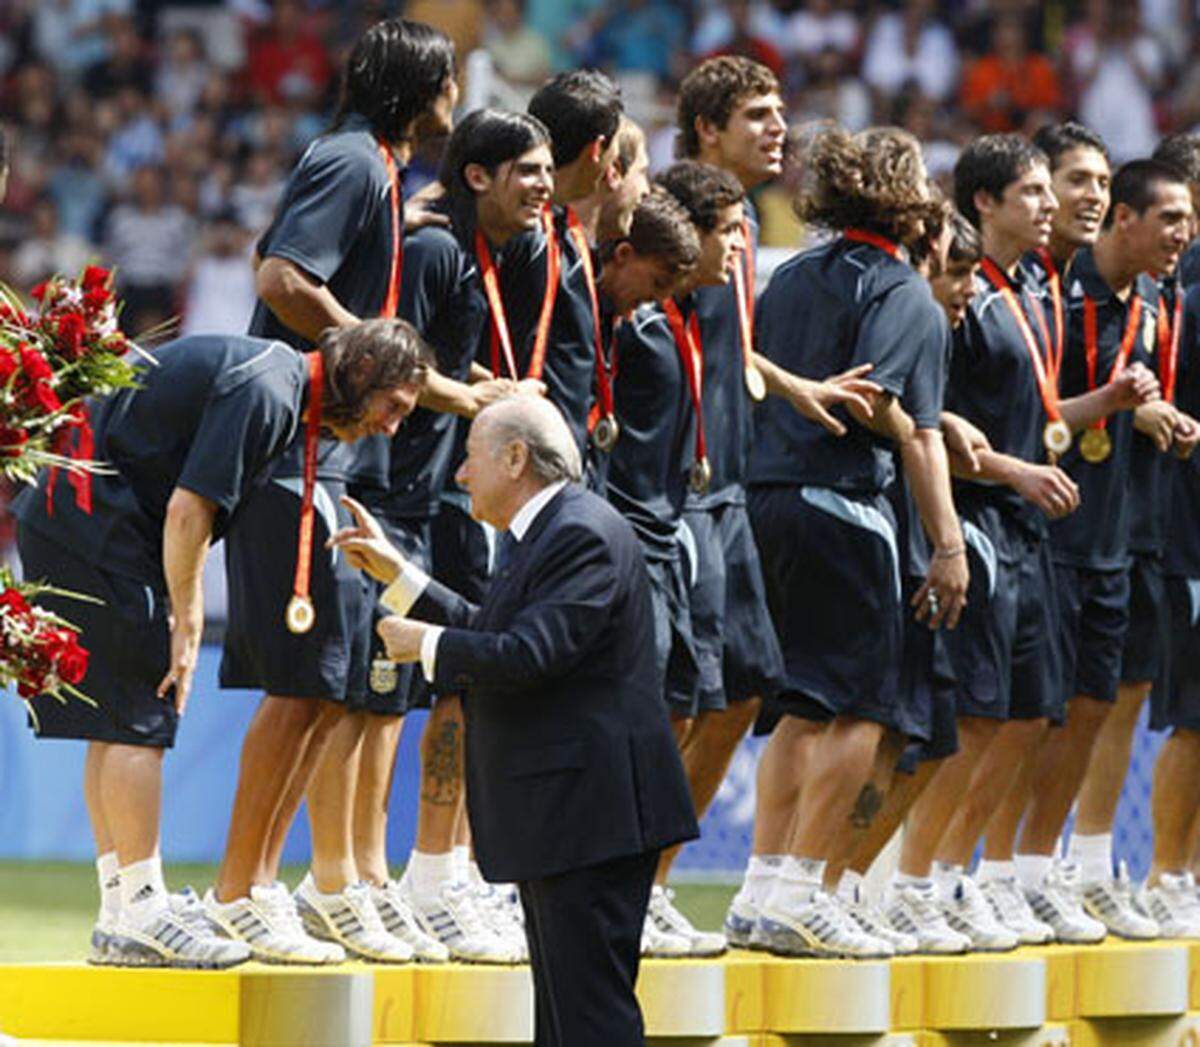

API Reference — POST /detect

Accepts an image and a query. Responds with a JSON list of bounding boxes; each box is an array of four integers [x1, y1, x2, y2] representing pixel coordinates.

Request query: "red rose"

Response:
[[0, 348, 17, 385], [30, 282, 49, 303], [56, 637, 89, 684], [0, 588, 30, 615], [0, 426, 29, 457], [23, 380, 62, 414], [55, 312, 87, 358], [18, 344, 52, 383], [81, 266, 110, 292], [82, 286, 111, 313]]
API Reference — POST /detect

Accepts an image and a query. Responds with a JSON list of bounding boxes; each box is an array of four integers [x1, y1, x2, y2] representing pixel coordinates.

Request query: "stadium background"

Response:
[[0, 0, 1190, 876]]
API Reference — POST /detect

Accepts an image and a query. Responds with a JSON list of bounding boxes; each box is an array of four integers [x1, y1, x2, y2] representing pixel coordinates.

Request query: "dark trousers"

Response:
[[518, 848, 659, 1047]]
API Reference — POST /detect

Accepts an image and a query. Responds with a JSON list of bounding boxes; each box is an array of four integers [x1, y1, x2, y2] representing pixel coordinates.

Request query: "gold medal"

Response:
[[369, 657, 399, 695], [1079, 427, 1112, 464], [592, 414, 619, 453], [1043, 419, 1072, 457], [690, 456, 712, 495], [285, 594, 315, 634], [744, 365, 766, 402]]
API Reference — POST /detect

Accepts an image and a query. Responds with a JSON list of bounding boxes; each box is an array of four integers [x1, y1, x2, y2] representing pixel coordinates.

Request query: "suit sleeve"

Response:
[[410, 579, 479, 629], [430, 523, 619, 694]]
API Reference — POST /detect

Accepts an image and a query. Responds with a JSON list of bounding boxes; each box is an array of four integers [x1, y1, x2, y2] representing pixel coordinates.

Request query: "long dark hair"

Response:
[[438, 108, 550, 237], [333, 18, 455, 142]]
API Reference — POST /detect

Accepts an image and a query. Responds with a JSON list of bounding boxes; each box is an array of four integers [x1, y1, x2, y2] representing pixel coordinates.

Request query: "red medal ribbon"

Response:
[[291, 352, 324, 614], [376, 141, 404, 320], [732, 217, 757, 372], [566, 208, 615, 433], [526, 206, 561, 381], [1157, 287, 1183, 405], [844, 227, 901, 258], [1033, 248, 1065, 377], [1083, 292, 1143, 433], [475, 231, 519, 381], [662, 298, 707, 469], [980, 257, 1064, 426]]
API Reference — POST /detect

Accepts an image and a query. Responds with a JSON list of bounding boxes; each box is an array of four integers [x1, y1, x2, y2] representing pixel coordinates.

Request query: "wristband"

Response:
[[932, 545, 966, 561]]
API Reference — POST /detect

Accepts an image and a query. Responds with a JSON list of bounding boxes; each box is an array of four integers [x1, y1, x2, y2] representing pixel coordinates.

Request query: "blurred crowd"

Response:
[[1, 0, 1200, 335]]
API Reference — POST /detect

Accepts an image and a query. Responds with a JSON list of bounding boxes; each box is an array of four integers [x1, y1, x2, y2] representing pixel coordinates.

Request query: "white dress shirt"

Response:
[[380, 480, 568, 681]]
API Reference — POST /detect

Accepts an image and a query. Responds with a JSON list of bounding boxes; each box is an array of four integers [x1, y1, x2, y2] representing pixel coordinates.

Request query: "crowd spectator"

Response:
[[861, 0, 958, 105], [10, 195, 94, 286], [104, 164, 194, 333], [1075, 6, 1165, 162], [959, 14, 1063, 133], [180, 210, 257, 338]]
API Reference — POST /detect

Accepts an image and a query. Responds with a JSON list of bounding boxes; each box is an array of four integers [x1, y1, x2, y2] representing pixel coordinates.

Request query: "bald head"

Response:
[[477, 396, 582, 485]]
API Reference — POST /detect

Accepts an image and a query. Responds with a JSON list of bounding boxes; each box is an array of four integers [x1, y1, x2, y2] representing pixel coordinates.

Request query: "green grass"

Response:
[[0, 861, 736, 963]]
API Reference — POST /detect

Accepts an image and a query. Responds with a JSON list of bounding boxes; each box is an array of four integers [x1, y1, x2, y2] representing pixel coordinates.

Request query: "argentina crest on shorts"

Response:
[[370, 657, 399, 694]]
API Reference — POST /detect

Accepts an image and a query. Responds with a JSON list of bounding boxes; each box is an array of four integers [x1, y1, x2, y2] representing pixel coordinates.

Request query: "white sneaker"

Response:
[[108, 890, 251, 969], [88, 914, 118, 966], [940, 875, 1019, 952], [723, 890, 760, 950], [1137, 872, 1200, 939], [979, 876, 1054, 945], [404, 879, 523, 963], [472, 882, 529, 962], [294, 874, 414, 963], [1080, 865, 1159, 940], [884, 879, 970, 955], [645, 885, 727, 957], [371, 881, 450, 962], [839, 882, 918, 955], [756, 886, 894, 959], [204, 882, 345, 965], [1023, 865, 1106, 944], [641, 910, 693, 957]]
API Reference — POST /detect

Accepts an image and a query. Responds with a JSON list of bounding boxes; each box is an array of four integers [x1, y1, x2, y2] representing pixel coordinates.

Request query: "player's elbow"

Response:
[[256, 257, 308, 311]]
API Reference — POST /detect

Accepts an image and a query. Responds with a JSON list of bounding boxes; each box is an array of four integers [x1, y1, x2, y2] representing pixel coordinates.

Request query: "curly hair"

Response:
[[676, 56, 780, 160], [793, 126, 936, 246]]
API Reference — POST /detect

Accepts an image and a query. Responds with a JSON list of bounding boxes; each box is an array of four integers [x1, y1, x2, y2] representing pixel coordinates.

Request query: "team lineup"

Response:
[[12, 12, 1200, 1045]]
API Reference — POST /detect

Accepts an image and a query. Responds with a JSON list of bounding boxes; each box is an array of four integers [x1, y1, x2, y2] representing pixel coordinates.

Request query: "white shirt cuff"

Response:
[[420, 626, 444, 683], [380, 560, 431, 616]]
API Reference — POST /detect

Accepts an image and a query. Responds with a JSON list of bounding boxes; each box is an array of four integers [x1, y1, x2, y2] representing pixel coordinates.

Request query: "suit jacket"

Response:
[[412, 483, 699, 883]]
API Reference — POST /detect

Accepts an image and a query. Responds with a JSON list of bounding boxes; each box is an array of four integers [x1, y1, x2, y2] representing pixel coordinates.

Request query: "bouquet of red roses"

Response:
[[0, 264, 145, 485], [0, 565, 93, 711]]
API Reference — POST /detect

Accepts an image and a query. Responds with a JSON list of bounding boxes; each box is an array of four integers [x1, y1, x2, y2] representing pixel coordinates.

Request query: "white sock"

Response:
[[1015, 853, 1053, 889], [837, 868, 865, 902], [406, 850, 455, 898], [932, 860, 962, 899], [743, 854, 782, 906], [96, 852, 120, 924], [975, 859, 1016, 884], [118, 855, 168, 923], [466, 858, 485, 888], [766, 856, 824, 909], [1067, 832, 1112, 883], [892, 871, 932, 890], [452, 845, 471, 882]]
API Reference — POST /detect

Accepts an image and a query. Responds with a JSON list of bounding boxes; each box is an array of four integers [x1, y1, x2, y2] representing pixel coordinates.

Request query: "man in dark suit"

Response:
[[331, 395, 699, 1046]]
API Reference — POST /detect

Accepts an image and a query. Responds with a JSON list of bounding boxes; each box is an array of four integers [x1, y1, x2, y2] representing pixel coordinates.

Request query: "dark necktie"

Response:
[[494, 530, 519, 574]]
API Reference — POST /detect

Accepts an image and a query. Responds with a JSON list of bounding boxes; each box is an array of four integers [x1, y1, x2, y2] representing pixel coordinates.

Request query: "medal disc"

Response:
[[690, 457, 712, 495], [744, 365, 767, 402], [285, 594, 315, 635], [592, 415, 619, 453], [1043, 419, 1072, 456], [1079, 427, 1112, 464]]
